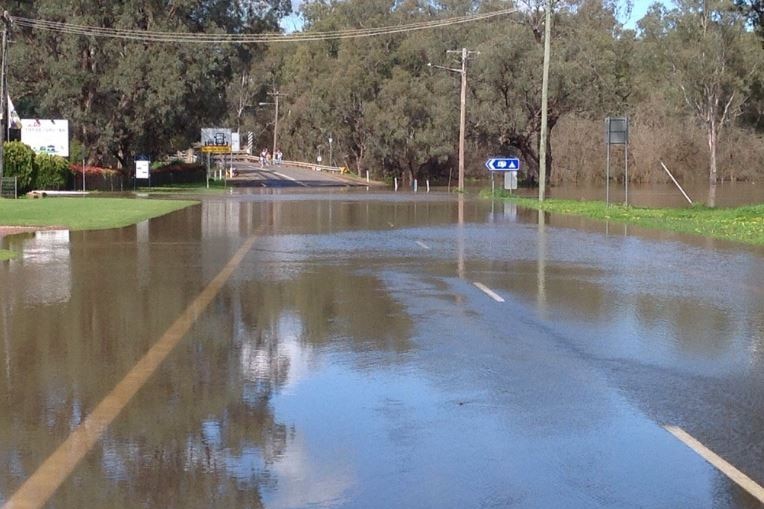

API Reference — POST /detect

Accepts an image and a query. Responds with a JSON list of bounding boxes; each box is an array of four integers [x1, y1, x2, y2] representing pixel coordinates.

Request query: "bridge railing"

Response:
[[223, 153, 344, 173]]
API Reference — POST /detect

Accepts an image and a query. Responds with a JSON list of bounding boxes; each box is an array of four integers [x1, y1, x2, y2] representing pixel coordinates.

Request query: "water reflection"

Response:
[[521, 181, 764, 208], [3, 230, 72, 305], [0, 192, 762, 507], [537, 210, 548, 316]]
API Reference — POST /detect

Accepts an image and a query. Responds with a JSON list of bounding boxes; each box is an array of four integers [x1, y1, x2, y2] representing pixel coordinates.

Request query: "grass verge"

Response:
[[0, 197, 198, 231], [488, 192, 764, 246]]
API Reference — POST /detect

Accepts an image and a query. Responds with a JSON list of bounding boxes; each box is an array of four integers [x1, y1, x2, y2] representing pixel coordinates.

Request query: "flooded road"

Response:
[[1, 191, 763, 508]]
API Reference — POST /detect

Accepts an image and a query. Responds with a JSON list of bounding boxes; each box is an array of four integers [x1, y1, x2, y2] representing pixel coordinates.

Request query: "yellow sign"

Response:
[[201, 145, 231, 154]]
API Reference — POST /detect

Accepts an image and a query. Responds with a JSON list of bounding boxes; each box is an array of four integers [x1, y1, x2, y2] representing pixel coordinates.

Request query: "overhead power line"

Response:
[[9, 8, 516, 44]]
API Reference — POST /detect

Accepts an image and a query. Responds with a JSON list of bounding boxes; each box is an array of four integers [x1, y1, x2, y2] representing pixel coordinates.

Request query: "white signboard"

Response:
[[136, 160, 150, 179], [201, 128, 232, 148], [21, 119, 69, 157], [231, 132, 240, 152]]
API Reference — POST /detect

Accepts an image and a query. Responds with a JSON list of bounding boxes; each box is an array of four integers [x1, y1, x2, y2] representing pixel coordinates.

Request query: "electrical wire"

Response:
[[9, 8, 516, 44]]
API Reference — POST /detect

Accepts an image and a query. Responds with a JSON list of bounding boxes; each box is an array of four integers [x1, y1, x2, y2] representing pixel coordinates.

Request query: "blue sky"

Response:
[[279, 0, 672, 33], [626, 0, 671, 29]]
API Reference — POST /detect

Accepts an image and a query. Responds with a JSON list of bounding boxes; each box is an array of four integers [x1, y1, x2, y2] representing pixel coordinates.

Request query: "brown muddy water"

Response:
[[514, 181, 764, 208], [1, 190, 763, 508]]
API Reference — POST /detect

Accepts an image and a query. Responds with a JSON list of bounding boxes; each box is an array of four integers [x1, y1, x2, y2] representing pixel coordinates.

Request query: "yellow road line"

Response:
[[664, 425, 764, 503], [2, 234, 258, 509]]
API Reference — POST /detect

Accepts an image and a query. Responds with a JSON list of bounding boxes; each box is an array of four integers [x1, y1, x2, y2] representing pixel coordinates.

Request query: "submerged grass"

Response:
[[489, 192, 764, 246], [0, 197, 198, 231]]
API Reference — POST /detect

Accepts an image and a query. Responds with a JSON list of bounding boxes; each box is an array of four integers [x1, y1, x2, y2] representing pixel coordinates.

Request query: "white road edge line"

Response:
[[273, 171, 308, 187], [664, 425, 764, 503], [416, 240, 430, 250], [473, 282, 505, 303]]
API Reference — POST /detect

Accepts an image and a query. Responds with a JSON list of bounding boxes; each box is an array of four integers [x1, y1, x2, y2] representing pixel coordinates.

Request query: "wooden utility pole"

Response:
[[445, 48, 479, 192], [538, 0, 552, 201], [0, 11, 9, 182], [267, 91, 285, 158]]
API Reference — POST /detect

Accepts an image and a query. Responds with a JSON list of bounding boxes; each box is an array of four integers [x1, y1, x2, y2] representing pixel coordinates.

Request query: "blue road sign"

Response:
[[485, 157, 520, 171]]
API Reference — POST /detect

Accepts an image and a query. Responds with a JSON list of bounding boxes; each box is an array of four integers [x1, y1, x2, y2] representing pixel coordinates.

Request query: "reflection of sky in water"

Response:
[[263, 353, 718, 508], [18, 230, 72, 305], [267, 432, 353, 509], [224, 446, 266, 484], [240, 311, 315, 395]]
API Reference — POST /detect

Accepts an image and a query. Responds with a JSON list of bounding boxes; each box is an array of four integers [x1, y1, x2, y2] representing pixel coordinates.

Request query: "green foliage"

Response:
[[502, 196, 764, 245], [68, 139, 86, 165], [151, 159, 182, 171], [5, 0, 763, 186], [9, 0, 288, 167], [34, 153, 70, 190], [4, 141, 37, 192]]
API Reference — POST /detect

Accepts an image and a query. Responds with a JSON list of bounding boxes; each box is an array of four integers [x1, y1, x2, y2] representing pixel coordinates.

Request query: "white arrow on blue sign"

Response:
[[485, 157, 520, 171]]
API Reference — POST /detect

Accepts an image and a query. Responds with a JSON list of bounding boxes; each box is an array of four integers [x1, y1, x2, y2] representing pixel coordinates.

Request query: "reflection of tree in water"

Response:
[[230, 265, 413, 356], [47, 294, 291, 508], [61, 265, 412, 507], [0, 225, 413, 506]]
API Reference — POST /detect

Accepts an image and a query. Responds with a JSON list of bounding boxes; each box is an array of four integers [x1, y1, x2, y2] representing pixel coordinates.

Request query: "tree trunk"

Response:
[[514, 137, 539, 183], [545, 130, 553, 183], [707, 117, 718, 184], [707, 117, 718, 207], [707, 181, 717, 208]]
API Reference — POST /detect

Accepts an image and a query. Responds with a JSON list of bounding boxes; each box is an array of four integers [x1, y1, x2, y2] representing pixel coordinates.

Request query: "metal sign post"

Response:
[[485, 157, 521, 194], [605, 117, 629, 206]]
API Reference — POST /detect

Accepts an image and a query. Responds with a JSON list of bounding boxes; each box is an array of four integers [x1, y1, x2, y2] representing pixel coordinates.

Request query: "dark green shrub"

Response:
[[4, 141, 37, 192], [35, 153, 70, 189]]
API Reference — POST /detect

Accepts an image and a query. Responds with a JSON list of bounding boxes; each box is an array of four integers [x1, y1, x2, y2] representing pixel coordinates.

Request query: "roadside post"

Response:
[[605, 117, 629, 206], [201, 128, 232, 189], [485, 157, 521, 194]]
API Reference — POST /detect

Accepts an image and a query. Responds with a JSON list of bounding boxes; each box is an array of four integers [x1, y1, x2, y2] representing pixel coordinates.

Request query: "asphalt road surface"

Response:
[[227, 162, 370, 188], [1, 191, 763, 508]]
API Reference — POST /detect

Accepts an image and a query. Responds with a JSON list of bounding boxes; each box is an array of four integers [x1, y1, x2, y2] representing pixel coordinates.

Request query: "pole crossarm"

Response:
[[431, 48, 479, 192]]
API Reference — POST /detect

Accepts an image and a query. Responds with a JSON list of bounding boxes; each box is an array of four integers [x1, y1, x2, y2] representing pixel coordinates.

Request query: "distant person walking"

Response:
[[275, 149, 283, 165], [260, 148, 267, 168]]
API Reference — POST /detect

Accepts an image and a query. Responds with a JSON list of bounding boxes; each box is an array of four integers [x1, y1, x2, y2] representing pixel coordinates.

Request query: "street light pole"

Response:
[[328, 136, 333, 167], [431, 48, 478, 193]]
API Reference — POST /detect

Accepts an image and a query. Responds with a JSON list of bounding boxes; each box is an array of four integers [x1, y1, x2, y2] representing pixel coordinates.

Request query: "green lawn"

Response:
[[496, 195, 764, 246], [0, 197, 198, 230], [0, 249, 15, 261]]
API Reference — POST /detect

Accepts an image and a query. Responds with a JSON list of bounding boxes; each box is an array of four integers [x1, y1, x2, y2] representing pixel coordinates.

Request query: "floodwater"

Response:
[[1, 189, 763, 508], [518, 181, 764, 208]]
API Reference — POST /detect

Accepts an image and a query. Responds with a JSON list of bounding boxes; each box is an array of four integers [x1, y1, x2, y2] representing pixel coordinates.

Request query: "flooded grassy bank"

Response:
[[497, 195, 764, 246], [0, 197, 198, 230]]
